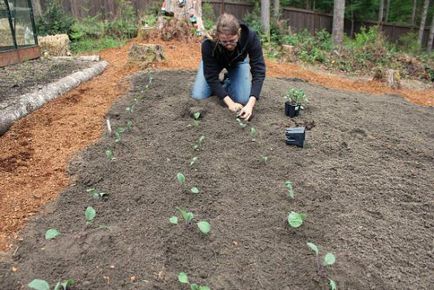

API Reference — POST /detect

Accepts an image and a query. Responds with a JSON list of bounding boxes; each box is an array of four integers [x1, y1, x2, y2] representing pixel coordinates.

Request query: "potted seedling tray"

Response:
[[284, 88, 307, 118], [285, 127, 305, 147]]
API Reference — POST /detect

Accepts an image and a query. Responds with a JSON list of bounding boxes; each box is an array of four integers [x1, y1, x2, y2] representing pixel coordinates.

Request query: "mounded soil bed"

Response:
[[1, 70, 433, 289], [0, 58, 95, 104]]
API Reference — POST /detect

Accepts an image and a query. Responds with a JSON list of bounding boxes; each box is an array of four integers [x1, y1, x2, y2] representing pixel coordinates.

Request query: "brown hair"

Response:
[[216, 13, 240, 36]]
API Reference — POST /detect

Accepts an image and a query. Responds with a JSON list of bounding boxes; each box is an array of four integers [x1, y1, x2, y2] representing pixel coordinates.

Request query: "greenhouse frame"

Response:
[[0, 0, 39, 67]]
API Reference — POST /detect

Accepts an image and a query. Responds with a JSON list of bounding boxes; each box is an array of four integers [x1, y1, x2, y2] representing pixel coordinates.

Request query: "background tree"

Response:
[[378, 0, 384, 23], [273, 0, 280, 18], [332, 0, 345, 47], [427, 13, 434, 51], [412, 0, 417, 25], [261, 0, 270, 40], [418, 0, 430, 46]]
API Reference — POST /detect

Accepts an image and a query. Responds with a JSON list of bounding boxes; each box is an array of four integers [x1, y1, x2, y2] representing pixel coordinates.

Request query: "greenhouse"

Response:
[[0, 0, 39, 67]]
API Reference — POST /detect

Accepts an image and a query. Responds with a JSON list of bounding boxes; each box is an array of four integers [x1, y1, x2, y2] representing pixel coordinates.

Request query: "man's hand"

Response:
[[238, 97, 256, 121], [224, 96, 243, 112]]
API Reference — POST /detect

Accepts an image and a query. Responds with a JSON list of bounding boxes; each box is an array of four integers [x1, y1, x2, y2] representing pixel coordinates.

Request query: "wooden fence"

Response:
[[32, 0, 432, 47]]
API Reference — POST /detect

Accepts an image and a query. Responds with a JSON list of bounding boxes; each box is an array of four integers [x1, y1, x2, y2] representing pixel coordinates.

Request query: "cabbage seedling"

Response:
[[28, 279, 75, 290], [114, 127, 126, 143], [169, 216, 178, 224], [177, 172, 186, 185], [105, 149, 114, 161], [193, 112, 201, 127], [85, 206, 96, 224], [306, 242, 337, 290], [260, 155, 268, 164], [287, 211, 305, 228], [197, 220, 211, 234], [284, 181, 294, 198], [176, 207, 194, 223], [178, 272, 210, 290], [45, 228, 60, 240], [190, 187, 200, 194], [250, 127, 257, 141], [236, 118, 247, 128], [193, 135, 205, 151], [190, 156, 198, 167], [87, 188, 108, 199]]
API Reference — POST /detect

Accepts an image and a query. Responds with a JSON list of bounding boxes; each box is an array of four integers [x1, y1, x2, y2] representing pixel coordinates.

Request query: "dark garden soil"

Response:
[[0, 58, 94, 104], [0, 70, 433, 289]]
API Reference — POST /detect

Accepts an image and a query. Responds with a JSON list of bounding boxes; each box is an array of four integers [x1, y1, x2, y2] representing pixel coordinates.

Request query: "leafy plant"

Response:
[[192, 112, 201, 127], [197, 220, 211, 234], [260, 155, 268, 164], [169, 216, 178, 224], [193, 135, 205, 151], [176, 207, 194, 223], [284, 88, 307, 106], [105, 149, 114, 161], [287, 211, 306, 228], [178, 272, 210, 290], [190, 187, 200, 194], [45, 228, 60, 240], [28, 278, 75, 290], [85, 206, 96, 224], [236, 118, 247, 128], [87, 188, 108, 199], [114, 127, 127, 143], [284, 181, 294, 199], [250, 127, 257, 141], [177, 172, 186, 185], [36, 0, 74, 37], [307, 242, 337, 290], [189, 156, 198, 167]]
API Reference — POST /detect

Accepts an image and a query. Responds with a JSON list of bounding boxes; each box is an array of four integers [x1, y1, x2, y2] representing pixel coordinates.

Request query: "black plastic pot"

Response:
[[285, 102, 300, 117], [285, 127, 305, 147]]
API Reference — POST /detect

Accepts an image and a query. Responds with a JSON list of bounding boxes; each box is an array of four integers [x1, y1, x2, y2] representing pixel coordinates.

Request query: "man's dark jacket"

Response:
[[201, 23, 266, 100]]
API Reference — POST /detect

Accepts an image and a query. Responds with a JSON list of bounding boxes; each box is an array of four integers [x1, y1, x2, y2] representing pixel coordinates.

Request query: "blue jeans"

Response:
[[191, 58, 252, 105]]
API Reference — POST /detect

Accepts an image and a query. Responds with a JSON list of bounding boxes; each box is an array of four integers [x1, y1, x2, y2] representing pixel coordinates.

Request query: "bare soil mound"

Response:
[[1, 71, 433, 289]]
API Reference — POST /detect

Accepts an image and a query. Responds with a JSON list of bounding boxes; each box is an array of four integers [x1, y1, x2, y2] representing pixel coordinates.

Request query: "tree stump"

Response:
[[128, 44, 165, 67]]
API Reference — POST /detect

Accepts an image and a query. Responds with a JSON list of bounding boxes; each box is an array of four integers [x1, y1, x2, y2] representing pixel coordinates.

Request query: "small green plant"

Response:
[[260, 155, 268, 164], [189, 156, 198, 167], [197, 220, 211, 234], [28, 278, 75, 290], [85, 206, 96, 224], [45, 228, 60, 240], [178, 272, 210, 290], [193, 112, 201, 127], [193, 135, 205, 151], [114, 127, 127, 142], [105, 149, 114, 161], [236, 118, 247, 128], [307, 242, 337, 290], [284, 181, 294, 199], [190, 187, 200, 194], [287, 211, 306, 228], [250, 127, 257, 141], [174, 207, 194, 223], [284, 88, 308, 106], [177, 172, 186, 185], [87, 188, 108, 199]]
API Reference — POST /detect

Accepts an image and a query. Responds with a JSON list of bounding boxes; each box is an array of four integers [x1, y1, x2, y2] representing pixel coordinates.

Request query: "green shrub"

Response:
[[70, 37, 126, 53], [36, 0, 74, 36], [69, 16, 106, 41]]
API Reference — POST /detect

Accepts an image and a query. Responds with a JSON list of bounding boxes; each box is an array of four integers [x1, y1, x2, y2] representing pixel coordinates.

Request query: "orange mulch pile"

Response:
[[0, 37, 433, 252]]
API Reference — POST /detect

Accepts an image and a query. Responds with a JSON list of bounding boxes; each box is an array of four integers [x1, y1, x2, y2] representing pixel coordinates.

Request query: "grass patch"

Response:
[[70, 37, 126, 53]]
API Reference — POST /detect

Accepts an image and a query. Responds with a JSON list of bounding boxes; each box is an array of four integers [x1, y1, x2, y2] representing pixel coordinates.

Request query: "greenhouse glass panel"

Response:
[[0, 0, 15, 50], [9, 0, 36, 46]]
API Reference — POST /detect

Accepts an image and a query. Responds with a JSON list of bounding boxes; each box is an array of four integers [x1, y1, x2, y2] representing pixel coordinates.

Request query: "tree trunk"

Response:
[[332, 0, 345, 48], [162, 0, 205, 34], [427, 14, 434, 52], [412, 0, 417, 26], [418, 0, 430, 46], [378, 0, 384, 23], [261, 0, 270, 41], [385, 0, 391, 23], [31, 0, 42, 17], [273, 0, 280, 18]]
